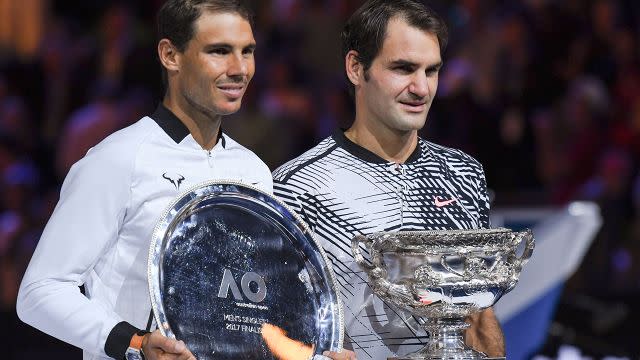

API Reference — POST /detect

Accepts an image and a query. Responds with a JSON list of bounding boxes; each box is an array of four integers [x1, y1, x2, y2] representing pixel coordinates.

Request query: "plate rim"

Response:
[[147, 180, 344, 356]]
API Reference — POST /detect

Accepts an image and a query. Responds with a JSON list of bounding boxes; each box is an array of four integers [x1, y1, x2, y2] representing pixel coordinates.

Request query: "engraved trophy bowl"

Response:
[[352, 228, 534, 360], [148, 181, 343, 360]]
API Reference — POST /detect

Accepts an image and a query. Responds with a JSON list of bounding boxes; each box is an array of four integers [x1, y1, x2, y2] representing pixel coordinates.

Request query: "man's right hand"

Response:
[[323, 350, 357, 360], [141, 330, 196, 360]]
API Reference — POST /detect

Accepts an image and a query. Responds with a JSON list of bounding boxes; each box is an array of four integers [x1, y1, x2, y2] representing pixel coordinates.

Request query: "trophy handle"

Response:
[[351, 234, 377, 272], [352, 235, 414, 305], [511, 229, 535, 267], [440, 255, 468, 278], [505, 230, 535, 292]]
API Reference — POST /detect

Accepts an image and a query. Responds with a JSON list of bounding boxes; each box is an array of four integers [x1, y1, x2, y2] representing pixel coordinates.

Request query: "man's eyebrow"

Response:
[[204, 43, 231, 50], [388, 59, 443, 70], [427, 61, 443, 70], [203, 42, 257, 50], [389, 59, 418, 67]]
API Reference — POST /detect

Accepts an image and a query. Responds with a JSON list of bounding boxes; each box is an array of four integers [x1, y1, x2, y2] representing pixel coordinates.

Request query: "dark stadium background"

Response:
[[1, 0, 640, 358]]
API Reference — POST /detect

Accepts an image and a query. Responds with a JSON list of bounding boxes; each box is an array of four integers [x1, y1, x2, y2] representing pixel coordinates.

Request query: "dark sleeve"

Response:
[[104, 322, 143, 359]]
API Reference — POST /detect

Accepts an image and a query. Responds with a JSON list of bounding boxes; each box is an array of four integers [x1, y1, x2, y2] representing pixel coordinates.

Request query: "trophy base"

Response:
[[387, 318, 505, 360], [387, 353, 506, 360], [389, 348, 502, 360], [390, 356, 504, 360]]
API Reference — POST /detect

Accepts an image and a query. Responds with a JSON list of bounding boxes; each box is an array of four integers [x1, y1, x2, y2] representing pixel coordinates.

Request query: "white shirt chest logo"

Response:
[[162, 172, 185, 190]]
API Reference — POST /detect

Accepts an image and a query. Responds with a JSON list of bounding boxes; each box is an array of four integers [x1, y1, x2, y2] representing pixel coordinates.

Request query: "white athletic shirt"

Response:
[[17, 105, 273, 359], [273, 130, 490, 359]]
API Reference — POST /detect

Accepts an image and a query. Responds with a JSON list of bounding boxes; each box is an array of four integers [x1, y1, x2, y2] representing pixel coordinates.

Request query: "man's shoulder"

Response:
[[80, 117, 157, 170], [93, 117, 156, 149], [61, 117, 159, 192], [422, 139, 484, 172], [273, 136, 338, 183], [222, 134, 271, 172]]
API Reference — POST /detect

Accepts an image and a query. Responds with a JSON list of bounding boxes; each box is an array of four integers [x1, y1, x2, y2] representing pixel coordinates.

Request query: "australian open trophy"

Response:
[[352, 228, 534, 360]]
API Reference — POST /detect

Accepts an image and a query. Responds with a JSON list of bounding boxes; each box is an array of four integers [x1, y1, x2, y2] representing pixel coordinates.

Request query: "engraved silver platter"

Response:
[[148, 181, 343, 359]]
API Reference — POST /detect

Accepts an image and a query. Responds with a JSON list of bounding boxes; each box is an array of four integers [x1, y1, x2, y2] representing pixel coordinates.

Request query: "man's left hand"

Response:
[[464, 307, 505, 357]]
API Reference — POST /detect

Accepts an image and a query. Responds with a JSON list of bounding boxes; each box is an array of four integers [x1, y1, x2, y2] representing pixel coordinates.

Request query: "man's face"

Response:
[[177, 11, 255, 116], [357, 17, 442, 133]]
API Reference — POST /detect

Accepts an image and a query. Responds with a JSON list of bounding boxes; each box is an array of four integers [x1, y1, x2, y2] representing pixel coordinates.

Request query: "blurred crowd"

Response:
[[1, 0, 640, 357]]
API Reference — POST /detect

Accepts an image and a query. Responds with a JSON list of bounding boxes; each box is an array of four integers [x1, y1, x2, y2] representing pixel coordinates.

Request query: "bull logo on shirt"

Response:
[[162, 172, 185, 190]]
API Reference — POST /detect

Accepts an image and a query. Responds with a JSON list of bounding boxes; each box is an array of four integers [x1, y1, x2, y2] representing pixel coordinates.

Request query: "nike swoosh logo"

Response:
[[434, 196, 456, 207]]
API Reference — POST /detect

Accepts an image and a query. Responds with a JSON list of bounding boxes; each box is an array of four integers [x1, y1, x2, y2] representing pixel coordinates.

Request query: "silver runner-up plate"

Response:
[[148, 181, 343, 360]]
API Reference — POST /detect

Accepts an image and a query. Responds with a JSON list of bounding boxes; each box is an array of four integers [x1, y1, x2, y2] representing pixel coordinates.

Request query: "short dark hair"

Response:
[[157, 0, 254, 91], [341, 0, 448, 95]]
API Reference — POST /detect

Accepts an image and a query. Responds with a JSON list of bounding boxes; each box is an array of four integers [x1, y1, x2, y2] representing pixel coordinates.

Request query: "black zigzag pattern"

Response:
[[273, 134, 490, 359]]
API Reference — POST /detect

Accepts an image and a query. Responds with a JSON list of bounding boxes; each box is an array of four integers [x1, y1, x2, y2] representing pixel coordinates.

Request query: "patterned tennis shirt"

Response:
[[273, 130, 490, 359]]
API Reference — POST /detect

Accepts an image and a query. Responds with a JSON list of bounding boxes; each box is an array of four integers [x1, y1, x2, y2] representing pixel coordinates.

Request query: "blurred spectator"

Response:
[[299, 0, 343, 83], [586, 0, 619, 86], [552, 76, 609, 203], [0, 97, 36, 158], [38, 18, 81, 144], [577, 149, 634, 292], [532, 108, 565, 201], [0, 161, 40, 310], [0, 75, 6, 100], [625, 173, 640, 290], [0, 0, 46, 59], [258, 61, 315, 155]]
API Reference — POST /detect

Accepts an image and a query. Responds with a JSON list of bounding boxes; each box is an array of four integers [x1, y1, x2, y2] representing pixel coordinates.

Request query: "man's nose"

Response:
[[227, 53, 249, 77], [409, 73, 430, 99]]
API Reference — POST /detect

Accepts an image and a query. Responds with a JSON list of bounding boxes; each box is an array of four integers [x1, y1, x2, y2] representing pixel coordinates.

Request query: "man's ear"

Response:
[[345, 50, 364, 87], [158, 39, 181, 73]]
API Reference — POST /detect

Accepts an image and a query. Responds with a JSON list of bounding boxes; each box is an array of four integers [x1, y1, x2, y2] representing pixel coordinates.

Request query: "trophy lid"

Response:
[[148, 181, 343, 359]]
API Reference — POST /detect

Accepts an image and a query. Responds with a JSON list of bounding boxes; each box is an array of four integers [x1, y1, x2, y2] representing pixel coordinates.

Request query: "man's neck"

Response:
[[162, 97, 222, 150], [344, 120, 418, 164]]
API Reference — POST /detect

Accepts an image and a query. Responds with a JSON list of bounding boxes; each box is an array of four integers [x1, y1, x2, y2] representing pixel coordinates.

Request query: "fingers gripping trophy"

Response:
[[352, 228, 534, 360]]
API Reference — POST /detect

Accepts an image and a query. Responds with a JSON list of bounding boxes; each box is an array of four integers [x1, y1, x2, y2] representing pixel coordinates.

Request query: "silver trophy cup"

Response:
[[352, 228, 534, 360]]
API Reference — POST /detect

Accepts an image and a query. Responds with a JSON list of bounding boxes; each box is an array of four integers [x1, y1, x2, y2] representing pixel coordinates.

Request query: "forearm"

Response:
[[17, 278, 123, 357], [16, 151, 133, 357], [464, 308, 505, 357]]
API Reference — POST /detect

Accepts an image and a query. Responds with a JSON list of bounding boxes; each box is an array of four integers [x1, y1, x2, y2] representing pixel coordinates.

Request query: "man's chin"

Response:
[[393, 115, 427, 132], [216, 101, 243, 116]]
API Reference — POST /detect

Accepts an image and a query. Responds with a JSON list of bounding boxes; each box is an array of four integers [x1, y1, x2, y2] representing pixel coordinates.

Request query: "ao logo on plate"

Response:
[[217, 269, 267, 303]]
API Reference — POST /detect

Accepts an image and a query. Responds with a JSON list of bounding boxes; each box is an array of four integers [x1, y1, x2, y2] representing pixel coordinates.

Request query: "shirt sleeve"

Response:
[[16, 144, 134, 358], [273, 177, 316, 232], [257, 163, 274, 194], [477, 164, 491, 229]]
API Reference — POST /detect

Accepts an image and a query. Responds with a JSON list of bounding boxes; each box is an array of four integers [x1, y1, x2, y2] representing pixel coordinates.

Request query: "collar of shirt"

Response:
[[150, 104, 226, 150], [331, 128, 423, 164]]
